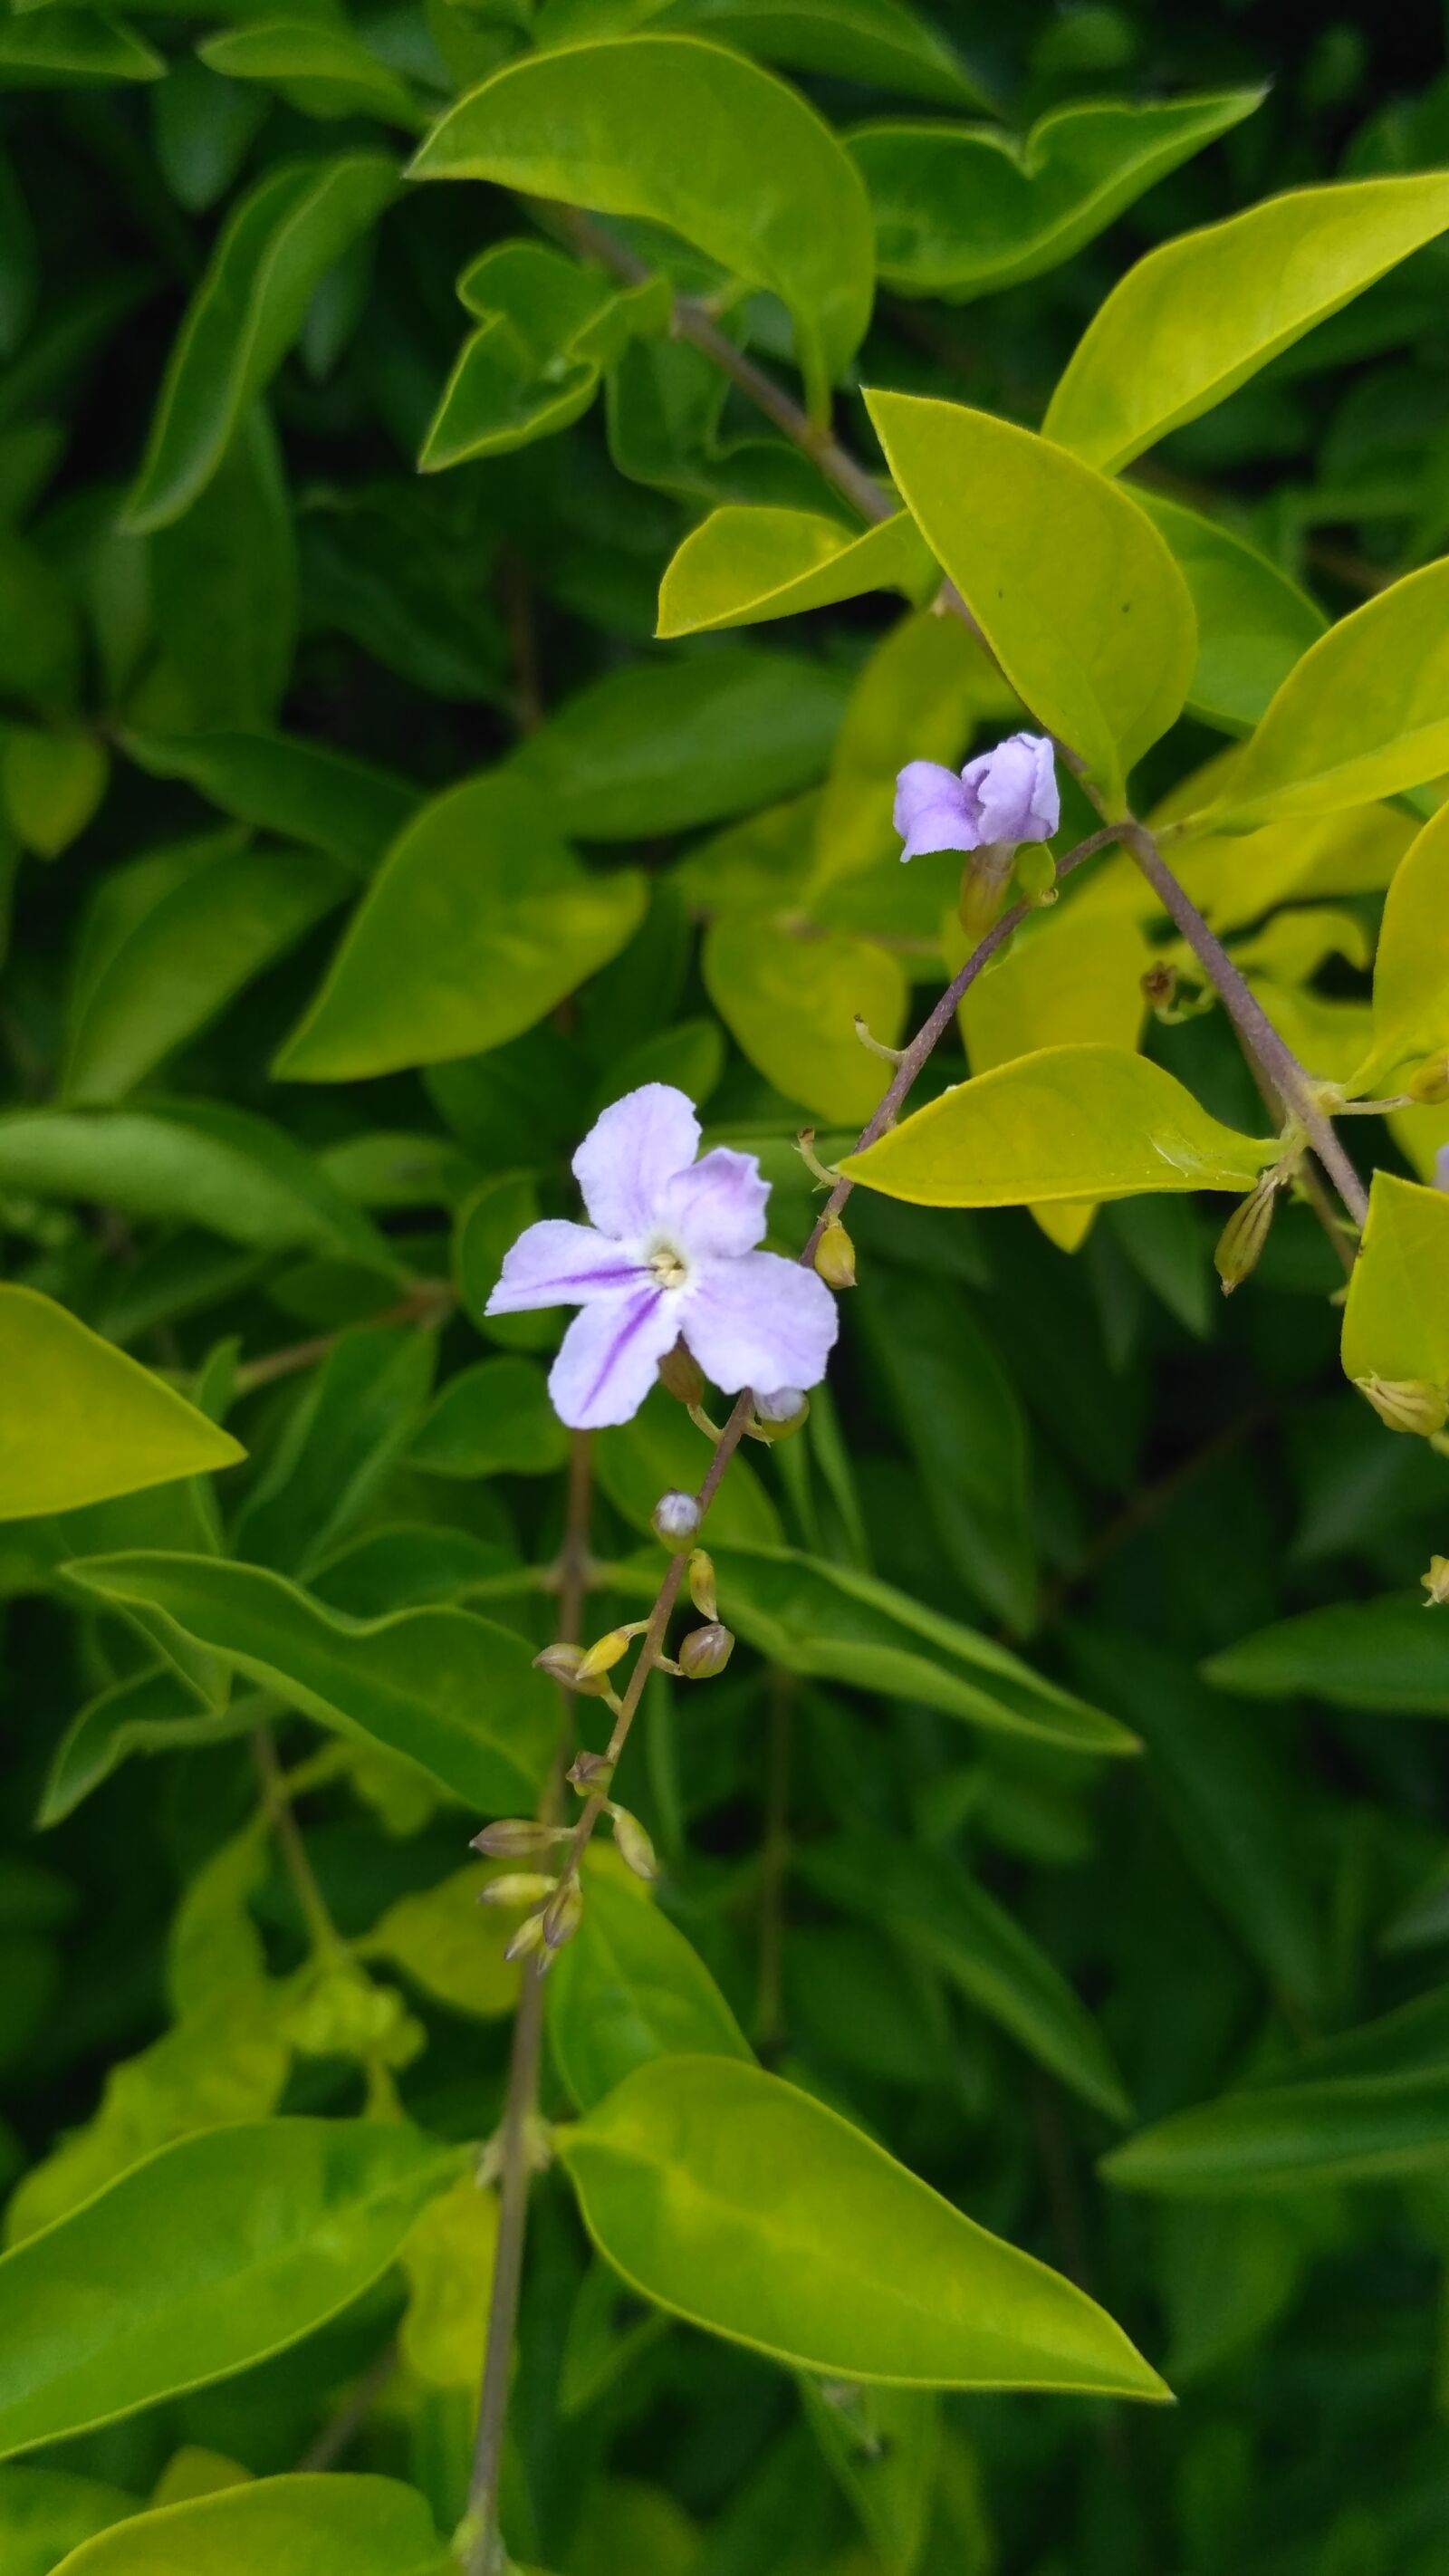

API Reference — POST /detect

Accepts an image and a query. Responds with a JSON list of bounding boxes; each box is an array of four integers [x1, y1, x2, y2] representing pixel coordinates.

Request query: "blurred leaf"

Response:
[[538, 0, 988, 110], [595, 1386, 782, 1545], [1, 722, 107, 857], [398, 2175, 497, 2390], [407, 1355, 570, 1478], [276, 772, 646, 1081], [1105, 2057, 1449, 2196], [122, 726, 416, 871], [551, 1867, 751, 2110], [150, 57, 268, 214], [853, 91, 1259, 301], [866, 391, 1195, 806], [0, 148, 36, 356], [0, 1285, 243, 1523], [0, 11, 162, 87], [1045, 173, 1449, 472], [233, 1324, 437, 1575], [704, 916, 907, 1122], [1205, 1596, 1449, 1716], [801, 2379, 937, 2576], [412, 36, 873, 420], [143, 404, 299, 729], [197, 22, 424, 128], [66, 1553, 557, 1808], [361, 1866, 518, 2019], [559, 2055, 1169, 2392], [38, 1673, 267, 1830], [41, 2475, 450, 2571], [1134, 487, 1327, 735], [1353, 801, 1449, 1091]]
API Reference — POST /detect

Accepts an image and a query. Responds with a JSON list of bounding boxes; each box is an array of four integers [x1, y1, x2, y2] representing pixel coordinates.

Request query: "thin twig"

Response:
[[464, 1432, 592, 2576], [251, 1727, 341, 1956], [296, 2340, 398, 2472], [234, 1283, 455, 1396]]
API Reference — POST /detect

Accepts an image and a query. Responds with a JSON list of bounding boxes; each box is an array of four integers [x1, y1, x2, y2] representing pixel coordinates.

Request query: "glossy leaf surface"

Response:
[[0, 1286, 242, 1521]]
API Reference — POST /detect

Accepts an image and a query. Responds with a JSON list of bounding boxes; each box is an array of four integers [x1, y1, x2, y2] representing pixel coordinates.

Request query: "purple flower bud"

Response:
[[678, 1621, 734, 1679], [753, 1386, 806, 1424], [893, 732, 1059, 863], [652, 1488, 701, 1545]]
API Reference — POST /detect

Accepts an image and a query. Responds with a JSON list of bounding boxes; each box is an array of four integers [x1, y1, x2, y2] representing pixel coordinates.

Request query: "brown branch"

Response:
[[234, 1282, 456, 1396]]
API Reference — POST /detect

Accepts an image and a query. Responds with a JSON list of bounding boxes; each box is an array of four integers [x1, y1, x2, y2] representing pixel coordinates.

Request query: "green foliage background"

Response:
[[4, 0, 1449, 2570]]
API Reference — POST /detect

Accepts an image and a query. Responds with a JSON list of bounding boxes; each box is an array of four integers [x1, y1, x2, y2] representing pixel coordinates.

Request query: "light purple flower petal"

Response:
[[658, 1147, 769, 1260], [682, 1251, 838, 1396], [485, 1219, 645, 1315], [572, 1083, 700, 1241], [1435, 1143, 1449, 1193], [549, 1286, 680, 1428], [958, 731, 1059, 845], [892, 759, 983, 864]]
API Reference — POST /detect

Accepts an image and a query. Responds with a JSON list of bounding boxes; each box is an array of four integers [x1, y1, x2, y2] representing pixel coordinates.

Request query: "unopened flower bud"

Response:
[[1422, 1554, 1449, 1606], [542, 1877, 584, 1951], [504, 1910, 547, 1964], [1407, 1053, 1449, 1105], [751, 1386, 808, 1441], [1355, 1375, 1449, 1437], [1141, 959, 1177, 1015], [677, 1620, 734, 1679], [533, 1641, 608, 1697], [652, 1488, 701, 1547], [478, 1872, 557, 1908], [576, 1628, 634, 1680], [687, 1549, 717, 1620], [657, 1339, 705, 1407], [958, 843, 1014, 945], [1013, 842, 1058, 908], [568, 1749, 615, 1793], [1214, 1176, 1279, 1295], [814, 1217, 857, 1291], [609, 1805, 659, 1881], [472, 1819, 564, 1859]]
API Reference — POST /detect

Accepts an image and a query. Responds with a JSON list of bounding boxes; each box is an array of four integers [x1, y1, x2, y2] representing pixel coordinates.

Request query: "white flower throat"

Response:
[[647, 1238, 690, 1291]]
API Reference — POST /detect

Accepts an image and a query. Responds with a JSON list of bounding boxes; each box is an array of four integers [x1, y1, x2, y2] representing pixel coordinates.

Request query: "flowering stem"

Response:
[[464, 1431, 593, 2576]]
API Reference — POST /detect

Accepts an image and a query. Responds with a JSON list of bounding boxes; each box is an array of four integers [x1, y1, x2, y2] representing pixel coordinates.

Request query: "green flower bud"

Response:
[[568, 1749, 615, 1793], [577, 1628, 635, 1680], [687, 1548, 718, 1620], [542, 1877, 584, 1951], [533, 1641, 608, 1697], [958, 843, 1013, 946], [1214, 1176, 1279, 1294], [657, 1339, 705, 1407], [504, 1909, 547, 1965], [677, 1621, 734, 1679], [478, 1872, 558, 1908], [1407, 1053, 1449, 1105], [1013, 842, 1058, 908], [609, 1805, 659, 1882], [813, 1216, 857, 1291], [471, 1819, 565, 1860]]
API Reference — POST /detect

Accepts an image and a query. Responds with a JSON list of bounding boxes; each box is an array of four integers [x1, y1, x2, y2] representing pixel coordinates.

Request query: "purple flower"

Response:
[[894, 731, 1059, 863], [485, 1083, 839, 1431]]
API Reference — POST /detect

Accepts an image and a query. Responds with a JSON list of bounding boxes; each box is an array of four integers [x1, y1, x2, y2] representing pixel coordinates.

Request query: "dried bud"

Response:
[[677, 1620, 734, 1680], [478, 1872, 557, 1908], [1141, 959, 1177, 1015], [471, 1819, 564, 1860], [1355, 1374, 1449, 1437], [687, 1549, 718, 1620], [568, 1748, 615, 1793], [1013, 842, 1058, 908], [814, 1217, 857, 1291], [652, 1487, 701, 1547], [542, 1877, 584, 1951], [657, 1338, 705, 1407], [958, 843, 1014, 945], [576, 1628, 634, 1680], [1214, 1176, 1279, 1294], [1422, 1554, 1449, 1606], [751, 1386, 809, 1441], [1407, 1053, 1449, 1105], [504, 1909, 547, 1964], [533, 1641, 608, 1697], [609, 1805, 659, 1882]]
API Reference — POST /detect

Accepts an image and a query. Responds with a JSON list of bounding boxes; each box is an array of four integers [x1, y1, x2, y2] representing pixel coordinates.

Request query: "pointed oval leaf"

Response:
[[1340, 1170, 1449, 1394], [704, 916, 908, 1122], [1353, 802, 1449, 1091], [853, 90, 1260, 301], [64, 1552, 557, 1809], [0, 2120, 459, 2457], [0, 2466, 138, 2572], [1044, 173, 1449, 474], [410, 37, 872, 419], [49, 2475, 449, 2576], [842, 1044, 1275, 1208], [0, 11, 162, 88], [1133, 488, 1326, 735], [0, 1287, 243, 1522], [197, 24, 424, 130], [420, 315, 598, 470], [1204, 1596, 1449, 1716], [1103, 2070, 1449, 2198], [120, 728, 416, 874], [124, 154, 398, 532], [559, 2056, 1168, 2395], [865, 391, 1195, 805], [552, 1869, 752, 2110], [275, 773, 646, 1082], [537, 0, 989, 111], [657, 506, 932, 637]]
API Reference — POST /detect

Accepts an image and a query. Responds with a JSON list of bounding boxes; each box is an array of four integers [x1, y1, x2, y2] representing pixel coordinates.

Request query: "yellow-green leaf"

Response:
[[398, 2175, 497, 2389], [865, 391, 1195, 808], [1192, 560, 1449, 831], [1340, 1171, 1449, 1393], [704, 915, 907, 1122], [842, 1043, 1274, 1207], [360, 1865, 520, 2020], [1044, 173, 1449, 473], [2, 723, 107, 859], [558, 2055, 1168, 2397], [1172, 797, 1415, 937], [0, 1286, 244, 1522], [197, 23, 424, 130], [410, 36, 873, 422], [1351, 801, 1449, 1093], [657, 505, 932, 637], [1133, 488, 1326, 735], [46, 2475, 449, 2574]]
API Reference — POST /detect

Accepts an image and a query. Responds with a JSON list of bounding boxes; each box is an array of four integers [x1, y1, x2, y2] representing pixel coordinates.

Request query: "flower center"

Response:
[[647, 1239, 690, 1292]]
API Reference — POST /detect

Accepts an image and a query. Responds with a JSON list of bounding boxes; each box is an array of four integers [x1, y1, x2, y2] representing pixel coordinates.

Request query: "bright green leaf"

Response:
[[361, 1866, 519, 2020], [407, 1355, 571, 1478], [197, 23, 424, 129], [1352, 801, 1449, 1091], [0, 1286, 243, 1523], [842, 1044, 1275, 1207], [1133, 487, 1327, 735], [1103, 2068, 1449, 2198], [0, 2467, 137, 2574], [420, 315, 598, 470], [559, 2055, 1168, 2394], [865, 391, 1195, 805], [1044, 172, 1449, 473], [48, 2475, 450, 2573], [657, 506, 932, 638], [552, 1867, 752, 2110], [1340, 1170, 1449, 1395], [704, 915, 908, 1122]]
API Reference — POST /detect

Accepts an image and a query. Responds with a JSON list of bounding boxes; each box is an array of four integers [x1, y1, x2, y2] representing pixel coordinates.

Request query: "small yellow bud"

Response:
[[687, 1549, 717, 1620], [1422, 1554, 1449, 1607], [478, 1872, 557, 1908], [814, 1216, 857, 1290], [533, 1642, 608, 1697], [657, 1339, 705, 1407], [542, 1877, 584, 1952], [1013, 843, 1058, 908], [1407, 1053, 1449, 1105], [677, 1620, 734, 1679], [1355, 1375, 1449, 1437], [609, 1806, 659, 1882], [1214, 1176, 1279, 1294], [504, 1910, 547, 1964], [576, 1628, 634, 1680]]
